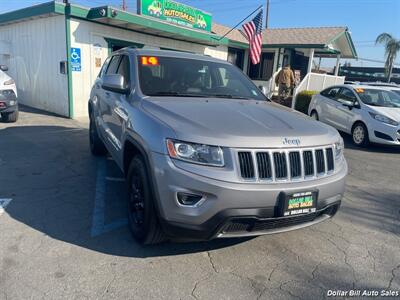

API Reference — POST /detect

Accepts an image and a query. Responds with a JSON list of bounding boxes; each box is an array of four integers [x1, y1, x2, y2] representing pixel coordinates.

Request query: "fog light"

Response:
[[177, 192, 204, 207], [9, 100, 15, 106]]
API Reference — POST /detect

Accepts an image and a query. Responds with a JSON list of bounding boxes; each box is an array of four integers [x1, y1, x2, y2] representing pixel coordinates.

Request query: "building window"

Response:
[[248, 52, 275, 80], [227, 47, 245, 70]]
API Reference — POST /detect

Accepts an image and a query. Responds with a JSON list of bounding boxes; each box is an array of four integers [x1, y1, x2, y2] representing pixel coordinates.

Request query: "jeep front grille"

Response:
[[238, 151, 255, 179], [237, 147, 335, 182]]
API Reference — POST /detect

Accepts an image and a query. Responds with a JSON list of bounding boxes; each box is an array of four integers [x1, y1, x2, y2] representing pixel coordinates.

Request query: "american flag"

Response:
[[242, 10, 263, 65]]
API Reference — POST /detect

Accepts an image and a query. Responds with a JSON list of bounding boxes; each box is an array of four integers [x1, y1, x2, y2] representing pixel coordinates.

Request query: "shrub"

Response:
[[295, 90, 318, 114]]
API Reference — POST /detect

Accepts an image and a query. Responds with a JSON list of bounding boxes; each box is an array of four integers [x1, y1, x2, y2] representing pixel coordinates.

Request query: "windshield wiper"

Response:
[[212, 94, 251, 100], [147, 91, 208, 97]]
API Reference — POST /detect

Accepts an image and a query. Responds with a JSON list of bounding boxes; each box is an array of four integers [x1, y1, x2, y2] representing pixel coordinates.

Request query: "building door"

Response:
[[105, 38, 144, 52], [227, 47, 245, 70], [248, 52, 275, 80], [291, 51, 308, 80]]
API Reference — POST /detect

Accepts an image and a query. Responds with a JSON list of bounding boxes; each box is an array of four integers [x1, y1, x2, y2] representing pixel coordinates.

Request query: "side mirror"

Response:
[[340, 99, 354, 109], [102, 74, 129, 94], [0, 65, 8, 72]]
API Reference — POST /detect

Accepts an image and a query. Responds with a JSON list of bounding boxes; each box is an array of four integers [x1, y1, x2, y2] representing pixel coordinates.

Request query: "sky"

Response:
[[1, 0, 399, 68]]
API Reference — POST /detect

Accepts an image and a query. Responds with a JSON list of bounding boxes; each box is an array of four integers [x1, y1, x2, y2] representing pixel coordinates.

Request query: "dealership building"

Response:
[[0, 1, 357, 118]]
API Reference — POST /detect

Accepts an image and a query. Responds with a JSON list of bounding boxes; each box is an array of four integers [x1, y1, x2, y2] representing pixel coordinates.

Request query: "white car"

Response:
[[308, 84, 400, 146], [0, 65, 18, 122]]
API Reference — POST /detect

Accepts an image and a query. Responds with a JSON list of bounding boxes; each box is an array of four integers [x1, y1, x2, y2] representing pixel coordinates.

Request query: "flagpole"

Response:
[[213, 5, 263, 41]]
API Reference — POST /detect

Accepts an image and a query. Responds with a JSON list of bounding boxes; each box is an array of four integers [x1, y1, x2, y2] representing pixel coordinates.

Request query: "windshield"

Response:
[[355, 88, 400, 108], [137, 56, 266, 100], [391, 89, 400, 97]]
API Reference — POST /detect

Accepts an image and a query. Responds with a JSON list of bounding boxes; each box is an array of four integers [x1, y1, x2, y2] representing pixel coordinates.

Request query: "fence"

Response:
[[292, 73, 345, 109]]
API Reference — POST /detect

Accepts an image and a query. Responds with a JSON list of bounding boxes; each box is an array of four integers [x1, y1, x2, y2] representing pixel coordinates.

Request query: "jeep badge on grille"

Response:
[[283, 138, 301, 146]]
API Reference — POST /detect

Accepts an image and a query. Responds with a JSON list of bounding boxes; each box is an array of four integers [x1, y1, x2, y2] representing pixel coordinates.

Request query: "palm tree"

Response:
[[375, 33, 400, 82]]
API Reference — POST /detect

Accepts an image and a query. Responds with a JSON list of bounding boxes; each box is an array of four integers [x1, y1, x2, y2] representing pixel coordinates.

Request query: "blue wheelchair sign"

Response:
[[71, 48, 81, 72]]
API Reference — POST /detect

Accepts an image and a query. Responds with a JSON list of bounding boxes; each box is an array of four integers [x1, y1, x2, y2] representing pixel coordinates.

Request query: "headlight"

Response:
[[334, 137, 344, 160], [166, 139, 224, 167], [369, 112, 399, 126], [4, 79, 15, 85], [0, 89, 15, 97]]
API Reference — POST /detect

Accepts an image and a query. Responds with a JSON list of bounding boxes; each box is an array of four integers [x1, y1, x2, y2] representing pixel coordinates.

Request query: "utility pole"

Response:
[[265, 0, 270, 29], [122, 0, 127, 11]]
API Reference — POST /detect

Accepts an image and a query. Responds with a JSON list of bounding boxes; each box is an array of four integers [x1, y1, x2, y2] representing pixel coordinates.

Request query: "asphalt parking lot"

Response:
[[0, 106, 399, 300]]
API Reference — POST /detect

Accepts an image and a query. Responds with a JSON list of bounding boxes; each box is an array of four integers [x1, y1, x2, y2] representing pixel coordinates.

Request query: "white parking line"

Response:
[[0, 198, 12, 216]]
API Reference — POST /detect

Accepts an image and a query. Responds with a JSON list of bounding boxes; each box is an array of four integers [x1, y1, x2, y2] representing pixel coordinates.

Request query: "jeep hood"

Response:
[[142, 97, 340, 148]]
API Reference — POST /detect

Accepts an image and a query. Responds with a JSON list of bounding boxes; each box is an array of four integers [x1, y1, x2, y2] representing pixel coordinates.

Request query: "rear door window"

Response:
[[116, 55, 131, 85], [98, 57, 111, 78], [105, 55, 121, 75], [321, 87, 340, 100]]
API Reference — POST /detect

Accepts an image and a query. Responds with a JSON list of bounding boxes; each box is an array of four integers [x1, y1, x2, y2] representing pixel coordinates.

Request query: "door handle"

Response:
[[105, 92, 110, 98]]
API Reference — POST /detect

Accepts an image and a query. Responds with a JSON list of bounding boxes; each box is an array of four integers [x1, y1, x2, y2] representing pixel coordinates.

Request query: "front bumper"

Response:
[[0, 91, 18, 113], [151, 152, 347, 240], [368, 121, 400, 145]]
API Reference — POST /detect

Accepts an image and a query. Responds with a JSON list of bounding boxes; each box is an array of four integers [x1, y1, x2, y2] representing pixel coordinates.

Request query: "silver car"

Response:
[[308, 84, 400, 146], [89, 48, 347, 244]]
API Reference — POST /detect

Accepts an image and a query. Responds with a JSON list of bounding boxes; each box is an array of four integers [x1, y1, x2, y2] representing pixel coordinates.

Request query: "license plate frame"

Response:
[[279, 191, 318, 217]]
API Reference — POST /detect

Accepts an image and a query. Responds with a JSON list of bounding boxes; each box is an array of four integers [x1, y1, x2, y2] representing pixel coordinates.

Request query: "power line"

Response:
[[357, 57, 400, 66]]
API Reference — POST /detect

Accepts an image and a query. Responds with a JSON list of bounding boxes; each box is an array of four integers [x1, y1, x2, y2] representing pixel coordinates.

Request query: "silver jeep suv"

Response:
[[89, 48, 347, 244]]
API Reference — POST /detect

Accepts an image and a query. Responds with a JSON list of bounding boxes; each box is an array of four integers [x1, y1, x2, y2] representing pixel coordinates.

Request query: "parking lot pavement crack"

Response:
[[365, 245, 377, 272], [311, 262, 321, 281], [206, 251, 218, 273], [388, 264, 400, 289], [190, 273, 214, 300], [311, 225, 354, 246], [228, 271, 265, 299], [100, 274, 116, 299], [279, 281, 304, 300], [326, 237, 357, 289], [268, 264, 280, 282]]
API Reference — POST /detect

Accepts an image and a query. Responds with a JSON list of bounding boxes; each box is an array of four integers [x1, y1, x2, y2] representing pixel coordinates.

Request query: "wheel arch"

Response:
[[123, 136, 164, 220], [123, 137, 149, 177]]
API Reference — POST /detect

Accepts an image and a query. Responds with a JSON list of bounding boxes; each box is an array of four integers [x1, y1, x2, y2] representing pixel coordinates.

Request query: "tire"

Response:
[[89, 114, 107, 156], [1, 109, 18, 123], [351, 122, 369, 147], [310, 110, 319, 121], [127, 156, 166, 245]]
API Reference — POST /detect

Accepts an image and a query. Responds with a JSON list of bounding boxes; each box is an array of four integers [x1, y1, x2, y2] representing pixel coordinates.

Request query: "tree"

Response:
[[375, 33, 400, 82]]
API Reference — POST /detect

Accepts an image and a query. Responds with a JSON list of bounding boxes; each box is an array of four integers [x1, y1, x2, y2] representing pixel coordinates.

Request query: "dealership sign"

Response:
[[138, 0, 212, 32]]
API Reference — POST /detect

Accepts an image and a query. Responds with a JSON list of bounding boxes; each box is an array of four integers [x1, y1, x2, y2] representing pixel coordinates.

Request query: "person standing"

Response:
[[275, 64, 295, 102]]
